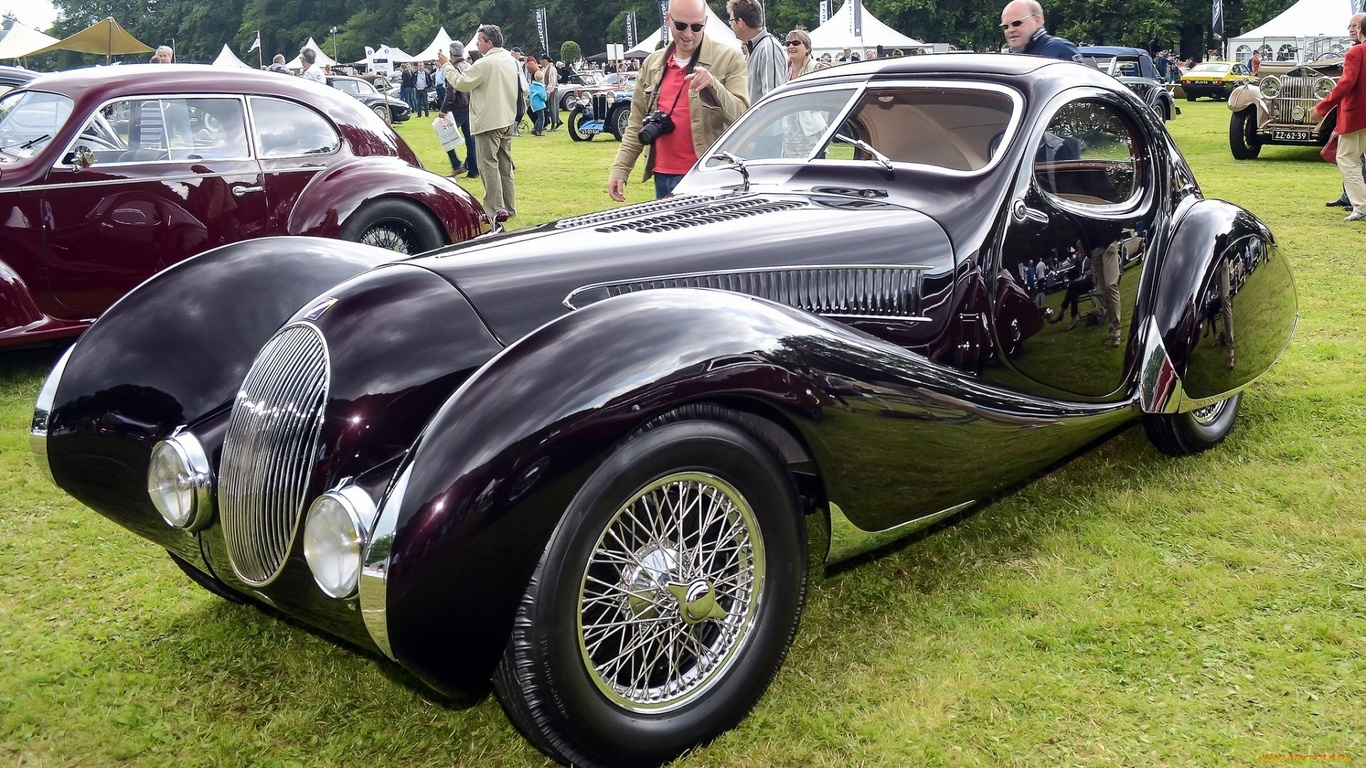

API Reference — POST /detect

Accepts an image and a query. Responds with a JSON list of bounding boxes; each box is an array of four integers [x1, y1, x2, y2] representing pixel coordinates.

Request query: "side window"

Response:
[[249, 97, 341, 158], [164, 98, 249, 160], [1033, 100, 1141, 206]]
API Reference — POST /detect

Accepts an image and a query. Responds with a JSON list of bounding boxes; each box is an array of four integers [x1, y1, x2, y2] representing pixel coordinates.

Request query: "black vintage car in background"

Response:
[[1079, 46, 1179, 121], [33, 56, 1296, 768]]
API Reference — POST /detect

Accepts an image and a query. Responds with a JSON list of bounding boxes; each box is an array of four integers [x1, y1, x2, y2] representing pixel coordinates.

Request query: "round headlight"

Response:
[[304, 487, 374, 598], [1260, 76, 1282, 98], [147, 432, 214, 530], [1314, 77, 1335, 100]]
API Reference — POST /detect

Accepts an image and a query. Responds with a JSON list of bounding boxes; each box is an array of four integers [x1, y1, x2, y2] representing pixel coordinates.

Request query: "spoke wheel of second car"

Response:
[[609, 105, 631, 141], [1229, 108, 1262, 159], [492, 406, 807, 768], [339, 198, 443, 254], [371, 103, 390, 123]]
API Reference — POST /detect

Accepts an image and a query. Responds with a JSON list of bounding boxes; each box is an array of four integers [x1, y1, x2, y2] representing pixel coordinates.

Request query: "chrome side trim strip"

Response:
[[30, 344, 76, 484], [826, 500, 975, 565], [359, 462, 412, 661]]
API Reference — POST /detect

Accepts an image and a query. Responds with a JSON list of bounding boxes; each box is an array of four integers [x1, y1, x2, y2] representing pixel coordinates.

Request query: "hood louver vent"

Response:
[[566, 266, 927, 320], [555, 195, 706, 229], [596, 199, 807, 234]]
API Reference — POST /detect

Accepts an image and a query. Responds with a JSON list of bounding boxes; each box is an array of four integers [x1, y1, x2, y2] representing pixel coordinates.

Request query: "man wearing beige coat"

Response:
[[608, 0, 749, 200], [449, 24, 520, 218]]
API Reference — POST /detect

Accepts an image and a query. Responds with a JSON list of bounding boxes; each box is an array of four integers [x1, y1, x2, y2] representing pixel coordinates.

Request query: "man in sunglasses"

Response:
[[999, 0, 1083, 63], [609, 0, 749, 201], [728, 0, 787, 105]]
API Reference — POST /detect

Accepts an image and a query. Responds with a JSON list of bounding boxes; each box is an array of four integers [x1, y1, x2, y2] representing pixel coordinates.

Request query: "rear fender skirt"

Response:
[[1144, 199, 1296, 408], [285, 157, 488, 243], [374, 288, 1134, 695]]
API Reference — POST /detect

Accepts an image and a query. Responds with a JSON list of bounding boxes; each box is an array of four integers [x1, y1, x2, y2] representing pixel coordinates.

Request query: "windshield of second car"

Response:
[[707, 85, 1016, 172], [1190, 63, 1232, 75], [0, 90, 74, 159]]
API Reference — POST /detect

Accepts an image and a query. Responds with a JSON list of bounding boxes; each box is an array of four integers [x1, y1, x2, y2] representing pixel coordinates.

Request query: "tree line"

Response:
[[22, 0, 1296, 70]]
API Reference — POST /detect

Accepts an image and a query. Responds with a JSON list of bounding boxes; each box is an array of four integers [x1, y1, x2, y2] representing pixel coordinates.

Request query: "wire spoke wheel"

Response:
[[578, 472, 764, 712], [359, 222, 417, 253]]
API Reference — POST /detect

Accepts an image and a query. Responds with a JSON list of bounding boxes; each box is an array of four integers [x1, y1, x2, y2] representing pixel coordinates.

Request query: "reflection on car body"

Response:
[[33, 55, 1295, 768]]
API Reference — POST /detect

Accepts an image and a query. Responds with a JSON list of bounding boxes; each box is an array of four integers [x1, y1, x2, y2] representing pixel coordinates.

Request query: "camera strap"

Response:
[[652, 44, 701, 115]]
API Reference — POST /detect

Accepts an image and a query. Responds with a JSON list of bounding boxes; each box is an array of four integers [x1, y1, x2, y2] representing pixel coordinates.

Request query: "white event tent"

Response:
[[626, 5, 741, 55], [0, 21, 60, 60], [409, 27, 454, 62], [212, 43, 253, 68], [286, 37, 339, 70], [808, 0, 923, 59], [1229, 0, 1356, 63]]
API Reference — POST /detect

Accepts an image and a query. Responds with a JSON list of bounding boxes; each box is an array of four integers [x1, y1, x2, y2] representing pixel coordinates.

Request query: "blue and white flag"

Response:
[[852, 0, 863, 37], [535, 8, 549, 57], [820, 1, 830, 26], [248, 31, 261, 53], [659, 0, 670, 46], [1212, 0, 1224, 36], [626, 12, 638, 50]]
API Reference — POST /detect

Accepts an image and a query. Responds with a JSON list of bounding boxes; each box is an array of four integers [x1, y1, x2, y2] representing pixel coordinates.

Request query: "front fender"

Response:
[[45, 237, 394, 548], [376, 289, 833, 695], [1148, 199, 1296, 406], [1227, 84, 1265, 116], [286, 157, 488, 244]]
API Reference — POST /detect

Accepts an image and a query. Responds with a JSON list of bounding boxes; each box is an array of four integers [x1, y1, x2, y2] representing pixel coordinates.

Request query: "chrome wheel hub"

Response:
[[1191, 399, 1227, 426], [578, 472, 765, 712]]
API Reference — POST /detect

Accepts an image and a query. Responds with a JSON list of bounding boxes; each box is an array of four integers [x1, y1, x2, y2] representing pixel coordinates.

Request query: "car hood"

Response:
[[412, 191, 958, 345]]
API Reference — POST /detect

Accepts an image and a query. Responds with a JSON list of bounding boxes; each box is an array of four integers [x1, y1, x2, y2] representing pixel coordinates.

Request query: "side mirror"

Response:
[[70, 145, 94, 173]]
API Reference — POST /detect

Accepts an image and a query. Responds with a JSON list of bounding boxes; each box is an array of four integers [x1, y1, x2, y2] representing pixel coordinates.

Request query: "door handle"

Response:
[[1011, 199, 1050, 225], [232, 185, 264, 197]]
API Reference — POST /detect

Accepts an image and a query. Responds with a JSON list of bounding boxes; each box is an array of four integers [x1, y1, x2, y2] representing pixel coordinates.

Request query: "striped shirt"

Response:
[[745, 30, 788, 105]]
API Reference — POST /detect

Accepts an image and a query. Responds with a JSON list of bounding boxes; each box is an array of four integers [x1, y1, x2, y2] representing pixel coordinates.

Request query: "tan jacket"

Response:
[[610, 36, 749, 183], [450, 47, 519, 134]]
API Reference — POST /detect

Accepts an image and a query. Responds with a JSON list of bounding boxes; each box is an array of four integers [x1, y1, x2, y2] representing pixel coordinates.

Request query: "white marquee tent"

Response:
[[808, 0, 923, 59], [212, 43, 252, 68], [0, 21, 60, 60], [409, 27, 454, 62], [1229, 0, 1357, 63], [625, 6, 741, 56], [285, 37, 339, 70]]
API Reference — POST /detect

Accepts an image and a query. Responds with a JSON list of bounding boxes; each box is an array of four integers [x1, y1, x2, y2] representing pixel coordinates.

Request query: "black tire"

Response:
[[168, 552, 248, 604], [339, 198, 443, 254], [567, 106, 593, 141], [1185, 92, 1197, 101], [609, 105, 631, 141], [1143, 393, 1242, 456], [371, 103, 390, 122], [1229, 108, 1262, 159], [493, 406, 807, 768]]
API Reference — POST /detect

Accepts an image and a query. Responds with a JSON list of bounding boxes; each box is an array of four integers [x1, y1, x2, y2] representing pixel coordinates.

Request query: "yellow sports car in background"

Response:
[[1181, 61, 1257, 100]]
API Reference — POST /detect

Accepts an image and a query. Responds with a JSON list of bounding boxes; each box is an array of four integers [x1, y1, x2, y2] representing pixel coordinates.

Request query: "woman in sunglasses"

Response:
[[781, 29, 824, 159], [999, 0, 1084, 63], [608, 0, 750, 202]]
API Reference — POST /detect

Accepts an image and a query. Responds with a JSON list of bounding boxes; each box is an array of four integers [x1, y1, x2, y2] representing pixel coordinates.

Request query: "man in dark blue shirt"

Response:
[[1000, 0, 1083, 64]]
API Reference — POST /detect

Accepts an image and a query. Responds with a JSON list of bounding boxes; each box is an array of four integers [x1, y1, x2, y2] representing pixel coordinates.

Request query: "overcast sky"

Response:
[[2, 0, 58, 30]]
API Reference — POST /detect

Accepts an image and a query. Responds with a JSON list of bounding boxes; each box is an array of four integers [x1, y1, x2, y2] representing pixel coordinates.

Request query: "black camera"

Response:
[[638, 110, 675, 145]]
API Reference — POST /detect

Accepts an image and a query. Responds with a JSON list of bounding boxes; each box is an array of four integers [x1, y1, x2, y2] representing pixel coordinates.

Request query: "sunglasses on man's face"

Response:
[[1000, 17, 1030, 30], [673, 20, 705, 32]]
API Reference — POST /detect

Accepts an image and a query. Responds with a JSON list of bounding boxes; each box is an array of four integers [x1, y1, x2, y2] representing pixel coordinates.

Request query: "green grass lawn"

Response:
[[1, 99, 1363, 767]]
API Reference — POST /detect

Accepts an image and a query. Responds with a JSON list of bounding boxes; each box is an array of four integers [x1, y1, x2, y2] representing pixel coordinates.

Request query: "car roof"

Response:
[[1078, 46, 1150, 58], [21, 64, 359, 107]]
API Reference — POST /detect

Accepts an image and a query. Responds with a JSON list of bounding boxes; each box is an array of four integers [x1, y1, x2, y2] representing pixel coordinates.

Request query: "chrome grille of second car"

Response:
[[219, 324, 330, 586], [1273, 76, 1318, 125]]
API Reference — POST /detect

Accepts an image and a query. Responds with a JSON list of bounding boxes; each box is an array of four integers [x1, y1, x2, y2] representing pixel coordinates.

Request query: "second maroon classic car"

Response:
[[0, 65, 488, 347]]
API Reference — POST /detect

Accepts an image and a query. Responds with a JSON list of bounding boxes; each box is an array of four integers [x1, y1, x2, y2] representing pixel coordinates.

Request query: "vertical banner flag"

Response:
[[626, 12, 638, 50], [819, 1, 830, 26], [248, 30, 261, 52], [852, 0, 863, 37], [535, 8, 549, 57], [659, 0, 671, 46], [1212, 0, 1224, 37], [1354, 0, 1364, 15]]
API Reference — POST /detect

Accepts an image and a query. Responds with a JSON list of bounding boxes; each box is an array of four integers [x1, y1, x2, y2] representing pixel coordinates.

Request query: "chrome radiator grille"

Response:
[[219, 324, 330, 586], [1273, 78, 1319, 125]]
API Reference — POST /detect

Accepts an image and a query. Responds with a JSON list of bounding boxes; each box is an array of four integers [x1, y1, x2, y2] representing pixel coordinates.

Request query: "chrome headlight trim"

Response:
[[147, 430, 215, 531], [30, 344, 76, 484], [1259, 75, 1282, 99], [359, 463, 412, 661], [303, 484, 376, 599]]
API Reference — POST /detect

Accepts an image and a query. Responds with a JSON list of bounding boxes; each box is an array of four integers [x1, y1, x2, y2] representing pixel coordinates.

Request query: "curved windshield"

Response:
[[708, 85, 1017, 173], [0, 90, 74, 159]]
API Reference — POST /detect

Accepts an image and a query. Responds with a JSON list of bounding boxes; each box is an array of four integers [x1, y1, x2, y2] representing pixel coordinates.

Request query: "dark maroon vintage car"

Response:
[[0, 64, 488, 347], [34, 56, 1295, 767]]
